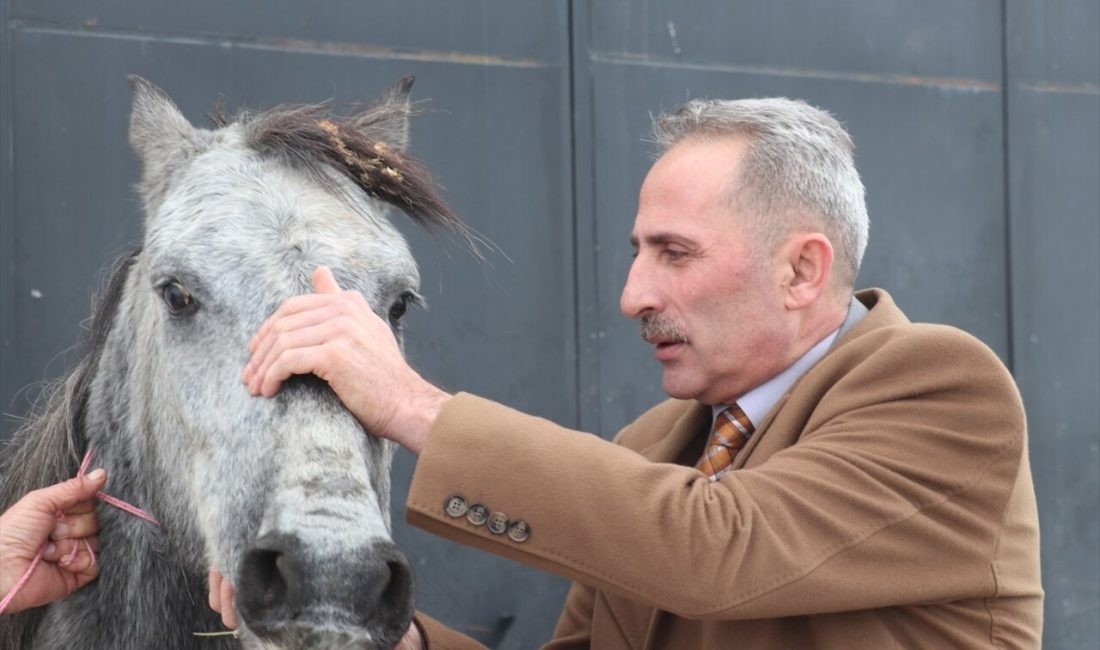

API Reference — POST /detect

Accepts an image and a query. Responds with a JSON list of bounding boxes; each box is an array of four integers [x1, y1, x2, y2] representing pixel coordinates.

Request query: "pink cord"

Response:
[[0, 449, 159, 614], [0, 550, 44, 614], [78, 451, 159, 527]]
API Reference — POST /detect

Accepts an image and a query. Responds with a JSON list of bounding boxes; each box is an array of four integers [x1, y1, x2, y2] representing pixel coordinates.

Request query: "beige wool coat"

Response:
[[407, 289, 1043, 649]]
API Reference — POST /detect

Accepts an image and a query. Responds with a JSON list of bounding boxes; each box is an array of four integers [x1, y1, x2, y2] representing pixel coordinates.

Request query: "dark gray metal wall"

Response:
[[1, 2, 1096, 648]]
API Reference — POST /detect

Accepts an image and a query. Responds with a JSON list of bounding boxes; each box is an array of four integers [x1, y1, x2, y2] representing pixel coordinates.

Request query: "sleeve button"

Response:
[[487, 512, 509, 535], [444, 495, 468, 518], [467, 503, 489, 526], [507, 520, 530, 543]]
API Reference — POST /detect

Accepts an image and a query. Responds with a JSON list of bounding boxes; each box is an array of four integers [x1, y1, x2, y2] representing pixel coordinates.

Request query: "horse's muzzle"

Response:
[[236, 533, 414, 649]]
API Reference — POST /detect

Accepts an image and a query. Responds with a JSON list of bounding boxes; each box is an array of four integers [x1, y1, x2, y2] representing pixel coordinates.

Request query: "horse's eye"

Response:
[[161, 282, 195, 315], [388, 293, 411, 322]]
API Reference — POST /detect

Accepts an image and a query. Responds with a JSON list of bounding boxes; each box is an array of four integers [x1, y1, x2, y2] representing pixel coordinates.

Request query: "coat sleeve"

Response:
[[414, 612, 489, 650], [541, 581, 596, 649], [405, 325, 1029, 620]]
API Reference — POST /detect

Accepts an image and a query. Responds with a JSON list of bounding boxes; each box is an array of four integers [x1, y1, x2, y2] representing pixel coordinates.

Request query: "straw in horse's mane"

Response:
[[234, 104, 481, 255], [251, 108, 458, 229], [210, 80, 472, 250], [216, 80, 481, 256]]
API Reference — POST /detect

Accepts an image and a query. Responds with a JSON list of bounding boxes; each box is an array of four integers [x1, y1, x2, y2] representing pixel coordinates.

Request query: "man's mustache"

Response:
[[639, 314, 688, 344]]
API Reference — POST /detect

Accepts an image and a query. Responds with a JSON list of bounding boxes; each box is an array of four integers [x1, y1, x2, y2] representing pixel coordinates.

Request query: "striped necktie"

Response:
[[697, 403, 755, 480]]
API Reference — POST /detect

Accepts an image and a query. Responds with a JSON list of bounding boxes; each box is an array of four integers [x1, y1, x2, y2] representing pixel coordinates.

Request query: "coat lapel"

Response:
[[636, 401, 711, 463], [734, 290, 885, 469]]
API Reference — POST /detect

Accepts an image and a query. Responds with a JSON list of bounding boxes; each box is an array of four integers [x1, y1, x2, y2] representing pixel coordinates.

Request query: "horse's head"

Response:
[[117, 76, 454, 649]]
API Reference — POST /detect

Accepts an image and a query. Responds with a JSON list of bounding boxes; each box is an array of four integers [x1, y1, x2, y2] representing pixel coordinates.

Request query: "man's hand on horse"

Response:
[[242, 265, 450, 454], [206, 567, 423, 649], [0, 470, 107, 613]]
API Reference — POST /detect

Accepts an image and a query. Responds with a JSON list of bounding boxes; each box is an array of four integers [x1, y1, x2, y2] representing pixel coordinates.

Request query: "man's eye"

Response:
[[663, 249, 687, 260]]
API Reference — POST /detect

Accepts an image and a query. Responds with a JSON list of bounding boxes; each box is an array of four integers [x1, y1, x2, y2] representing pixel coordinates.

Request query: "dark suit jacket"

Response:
[[409, 289, 1043, 649]]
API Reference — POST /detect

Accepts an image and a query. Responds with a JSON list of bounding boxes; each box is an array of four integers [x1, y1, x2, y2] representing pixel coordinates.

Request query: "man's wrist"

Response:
[[411, 614, 428, 649], [401, 387, 451, 455]]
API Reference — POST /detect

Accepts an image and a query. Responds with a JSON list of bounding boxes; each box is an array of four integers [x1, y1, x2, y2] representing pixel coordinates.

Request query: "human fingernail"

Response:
[[45, 543, 56, 557], [54, 522, 71, 537], [87, 468, 106, 482]]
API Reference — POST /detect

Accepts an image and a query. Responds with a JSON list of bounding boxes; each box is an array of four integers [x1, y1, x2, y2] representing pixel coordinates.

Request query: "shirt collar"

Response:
[[715, 329, 838, 429]]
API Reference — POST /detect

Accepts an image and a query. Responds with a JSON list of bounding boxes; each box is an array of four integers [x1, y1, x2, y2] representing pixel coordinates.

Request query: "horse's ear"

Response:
[[349, 75, 414, 152], [128, 76, 209, 213]]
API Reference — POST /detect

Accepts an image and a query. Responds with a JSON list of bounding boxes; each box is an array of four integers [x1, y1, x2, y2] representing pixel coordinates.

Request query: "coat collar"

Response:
[[733, 288, 904, 469]]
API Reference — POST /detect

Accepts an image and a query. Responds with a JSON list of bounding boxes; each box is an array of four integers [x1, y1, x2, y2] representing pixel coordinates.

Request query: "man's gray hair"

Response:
[[652, 98, 869, 285]]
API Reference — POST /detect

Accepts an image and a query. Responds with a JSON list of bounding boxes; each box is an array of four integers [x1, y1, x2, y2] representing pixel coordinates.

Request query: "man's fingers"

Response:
[[42, 536, 99, 562], [248, 293, 345, 353], [244, 307, 344, 388], [59, 542, 98, 574], [312, 265, 342, 294], [42, 537, 99, 575], [72, 561, 101, 590], [393, 622, 424, 650], [220, 575, 239, 629], [257, 346, 331, 398], [51, 508, 98, 540], [25, 470, 108, 514], [209, 566, 239, 629], [246, 265, 344, 361], [61, 498, 97, 516], [209, 567, 223, 613]]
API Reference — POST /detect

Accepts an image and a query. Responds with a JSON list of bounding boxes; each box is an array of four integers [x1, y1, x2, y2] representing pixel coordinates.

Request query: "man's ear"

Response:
[[780, 232, 834, 310]]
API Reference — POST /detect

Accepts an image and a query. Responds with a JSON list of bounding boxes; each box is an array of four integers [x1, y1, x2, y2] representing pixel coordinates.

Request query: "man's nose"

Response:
[[620, 255, 657, 319]]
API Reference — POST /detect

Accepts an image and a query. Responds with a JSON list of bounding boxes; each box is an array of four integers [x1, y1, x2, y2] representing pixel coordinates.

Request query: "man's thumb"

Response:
[[313, 266, 342, 294], [31, 470, 107, 511]]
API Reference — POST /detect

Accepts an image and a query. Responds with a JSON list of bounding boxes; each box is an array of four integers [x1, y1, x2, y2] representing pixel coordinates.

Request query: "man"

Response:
[[231, 98, 1044, 648]]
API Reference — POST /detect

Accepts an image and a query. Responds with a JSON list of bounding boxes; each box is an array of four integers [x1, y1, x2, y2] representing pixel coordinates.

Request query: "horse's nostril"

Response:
[[366, 559, 409, 613], [236, 537, 414, 646], [383, 559, 412, 607], [360, 551, 416, 646], [238, 544, 298, 630], [256, 551, 288, 608]]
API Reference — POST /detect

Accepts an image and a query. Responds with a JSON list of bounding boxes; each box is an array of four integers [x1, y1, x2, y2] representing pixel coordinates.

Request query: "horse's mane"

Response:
[[0, 249, 139, 648], [220, 87, 475, 253]]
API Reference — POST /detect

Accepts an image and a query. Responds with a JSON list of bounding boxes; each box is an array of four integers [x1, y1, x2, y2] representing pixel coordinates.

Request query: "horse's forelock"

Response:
[[240, 104, 470, 240]]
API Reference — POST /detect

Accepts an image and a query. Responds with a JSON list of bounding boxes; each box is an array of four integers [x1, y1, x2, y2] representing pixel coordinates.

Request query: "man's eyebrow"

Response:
[[631, 232, 695, 248]]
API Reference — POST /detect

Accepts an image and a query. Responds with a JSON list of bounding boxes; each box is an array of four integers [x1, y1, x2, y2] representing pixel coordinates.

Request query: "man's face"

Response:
[[620, 137, 793, 405]]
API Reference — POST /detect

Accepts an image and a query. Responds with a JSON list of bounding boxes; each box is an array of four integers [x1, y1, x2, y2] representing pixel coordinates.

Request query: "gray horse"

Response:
[[0, 76, 464, 649]]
